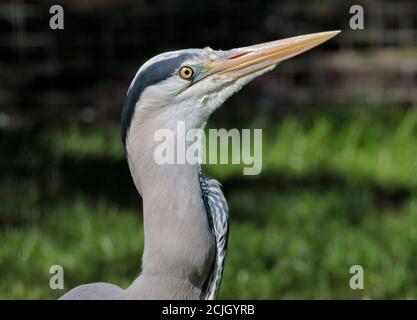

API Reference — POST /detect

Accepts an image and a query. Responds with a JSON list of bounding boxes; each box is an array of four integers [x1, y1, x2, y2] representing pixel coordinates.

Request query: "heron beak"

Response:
[[205, 31, 340, 77]]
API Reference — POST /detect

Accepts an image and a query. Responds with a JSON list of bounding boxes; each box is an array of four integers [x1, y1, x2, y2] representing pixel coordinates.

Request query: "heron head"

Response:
[[121, 31, 340, 146]]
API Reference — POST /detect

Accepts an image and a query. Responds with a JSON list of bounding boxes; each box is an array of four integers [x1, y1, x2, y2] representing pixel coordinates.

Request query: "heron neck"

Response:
[[124, 118, 215, 298]]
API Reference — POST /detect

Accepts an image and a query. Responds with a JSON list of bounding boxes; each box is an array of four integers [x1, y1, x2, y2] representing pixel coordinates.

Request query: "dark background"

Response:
[[1, 0, 417, 299]]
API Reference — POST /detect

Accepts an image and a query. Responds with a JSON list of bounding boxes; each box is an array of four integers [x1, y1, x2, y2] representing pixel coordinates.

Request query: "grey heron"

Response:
[[60, 30, 339, 300]]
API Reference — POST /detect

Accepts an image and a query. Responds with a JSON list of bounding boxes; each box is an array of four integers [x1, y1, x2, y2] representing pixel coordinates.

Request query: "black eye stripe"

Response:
[[121, 53, 193, 146]]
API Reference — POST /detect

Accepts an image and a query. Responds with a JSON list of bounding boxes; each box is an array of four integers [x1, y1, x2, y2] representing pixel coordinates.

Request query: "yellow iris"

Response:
[[179, 66, 194, 80]]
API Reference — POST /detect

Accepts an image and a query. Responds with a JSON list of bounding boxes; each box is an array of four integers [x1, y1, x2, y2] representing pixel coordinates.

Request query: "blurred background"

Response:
[[1, 0, 417, 299]]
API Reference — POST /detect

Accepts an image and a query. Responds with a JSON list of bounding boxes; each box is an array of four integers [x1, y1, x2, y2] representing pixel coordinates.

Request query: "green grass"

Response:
[[1, 106, 417, 299]]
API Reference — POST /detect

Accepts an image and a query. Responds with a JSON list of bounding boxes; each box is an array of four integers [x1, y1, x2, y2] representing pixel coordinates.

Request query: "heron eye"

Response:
[[179, 66, 194, 80]]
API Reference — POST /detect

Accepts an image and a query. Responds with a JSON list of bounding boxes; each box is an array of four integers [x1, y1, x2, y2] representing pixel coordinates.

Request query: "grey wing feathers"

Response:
[[199, 167, 230, 300]]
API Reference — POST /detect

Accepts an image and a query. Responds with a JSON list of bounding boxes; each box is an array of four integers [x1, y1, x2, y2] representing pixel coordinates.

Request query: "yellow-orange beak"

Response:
[[205, 31, 340, 76]]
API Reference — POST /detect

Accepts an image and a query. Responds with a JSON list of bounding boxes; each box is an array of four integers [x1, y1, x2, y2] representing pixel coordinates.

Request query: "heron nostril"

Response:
[[228, 52, 249, 60]]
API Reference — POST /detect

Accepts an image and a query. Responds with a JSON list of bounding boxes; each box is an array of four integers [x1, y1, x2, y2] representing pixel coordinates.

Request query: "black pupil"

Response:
[[185, 70, 190, 75]]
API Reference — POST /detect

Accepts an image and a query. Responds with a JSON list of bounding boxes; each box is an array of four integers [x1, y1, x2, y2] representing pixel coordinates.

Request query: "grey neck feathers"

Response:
[[123, 125, 215, 299]]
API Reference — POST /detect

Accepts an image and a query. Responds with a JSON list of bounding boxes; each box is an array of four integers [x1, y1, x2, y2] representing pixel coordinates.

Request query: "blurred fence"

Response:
[[1, 0, 417, 128]]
